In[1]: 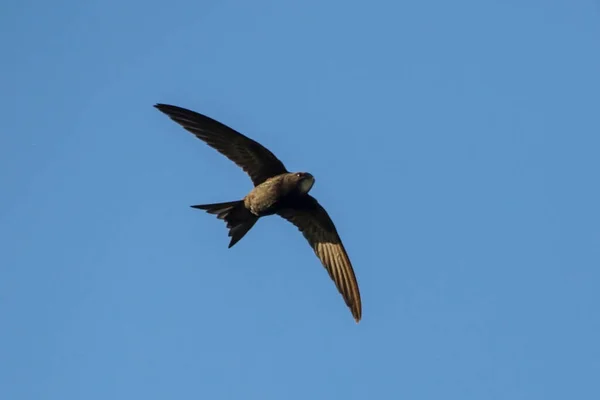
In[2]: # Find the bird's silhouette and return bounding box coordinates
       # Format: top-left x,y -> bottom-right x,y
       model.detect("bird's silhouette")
155,103 -> 362,322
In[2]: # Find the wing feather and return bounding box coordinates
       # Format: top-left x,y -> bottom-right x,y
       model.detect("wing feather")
155,104 -> 288,186
278,195 -> 362,322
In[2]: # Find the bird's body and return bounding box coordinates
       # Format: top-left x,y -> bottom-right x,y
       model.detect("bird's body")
155,103 -> 362,322
245,173 -> 313,216
192,172 -> 316,248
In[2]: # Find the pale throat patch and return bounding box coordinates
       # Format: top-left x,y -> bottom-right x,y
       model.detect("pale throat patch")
298,176 -> 315,194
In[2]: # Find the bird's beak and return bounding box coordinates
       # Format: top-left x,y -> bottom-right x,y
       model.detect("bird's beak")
299,175 -> 315,194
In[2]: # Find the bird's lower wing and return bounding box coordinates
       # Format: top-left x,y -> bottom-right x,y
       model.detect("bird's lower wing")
277,196 -> 362,322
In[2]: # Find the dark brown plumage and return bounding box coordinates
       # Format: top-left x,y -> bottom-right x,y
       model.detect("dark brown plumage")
155,103 -> 362,322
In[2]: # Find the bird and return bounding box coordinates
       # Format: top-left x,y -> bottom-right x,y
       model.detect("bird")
154,103 -> 362,322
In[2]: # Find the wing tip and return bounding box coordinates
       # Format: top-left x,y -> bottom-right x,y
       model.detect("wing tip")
353,307 -> 362,323
154,103 -> 171,113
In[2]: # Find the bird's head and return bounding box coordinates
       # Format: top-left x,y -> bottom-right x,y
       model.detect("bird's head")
291,172 -> 315,194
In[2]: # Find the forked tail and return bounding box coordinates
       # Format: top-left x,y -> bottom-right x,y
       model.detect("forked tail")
191,200 -> 258,248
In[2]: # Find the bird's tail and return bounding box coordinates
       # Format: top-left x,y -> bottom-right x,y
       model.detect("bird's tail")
191,200 -> 258,248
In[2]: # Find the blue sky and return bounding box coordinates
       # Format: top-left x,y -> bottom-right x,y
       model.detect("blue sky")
1,0 -> 599,398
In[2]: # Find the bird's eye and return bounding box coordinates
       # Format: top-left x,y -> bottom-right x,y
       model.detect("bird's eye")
296,173 -> 303,177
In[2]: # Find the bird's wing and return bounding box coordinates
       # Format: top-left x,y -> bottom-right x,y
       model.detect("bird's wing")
155,104 -> 288,186
277,195 -> 362,322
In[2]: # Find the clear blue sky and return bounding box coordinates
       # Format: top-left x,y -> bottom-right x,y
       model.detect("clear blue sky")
1,0 -> 599,399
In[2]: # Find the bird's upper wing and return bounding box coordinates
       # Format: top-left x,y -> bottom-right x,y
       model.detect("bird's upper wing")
155,104 -> 288,186
277,195 -> 362,322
